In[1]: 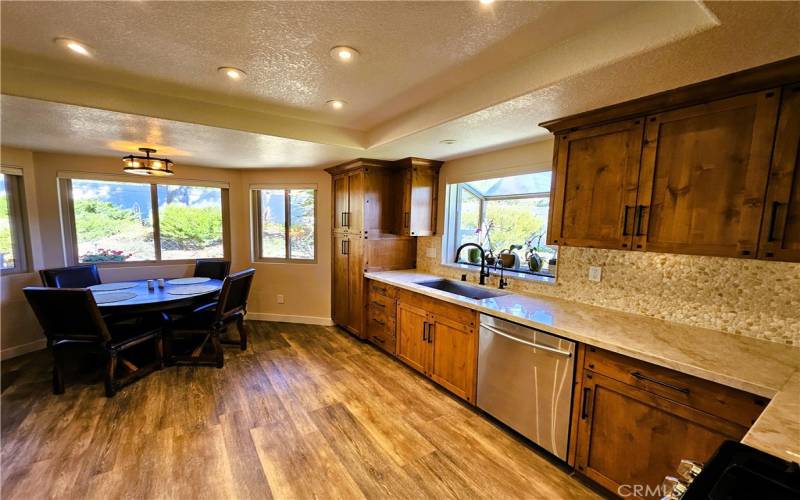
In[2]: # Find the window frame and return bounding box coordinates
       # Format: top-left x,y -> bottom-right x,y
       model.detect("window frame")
444,174 -> 557,281
251,187 -> 318,264
59,177 -> 231,266
0,168 -> 31,275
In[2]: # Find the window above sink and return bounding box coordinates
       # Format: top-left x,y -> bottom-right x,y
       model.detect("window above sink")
442,171 -> 558,283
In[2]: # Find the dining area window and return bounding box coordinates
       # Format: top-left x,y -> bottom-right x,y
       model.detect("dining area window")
0,168 -> 30,274
251,187 -> 317,262
59,177 -> 228,264
445,171 -> 558,279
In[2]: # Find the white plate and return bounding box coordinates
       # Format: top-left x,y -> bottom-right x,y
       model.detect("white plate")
88,282 -> 138,291
93,291 -> 137,304
167,277 -> 212,285
167,284 -> 218,295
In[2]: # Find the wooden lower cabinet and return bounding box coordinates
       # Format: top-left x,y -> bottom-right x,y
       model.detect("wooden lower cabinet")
575,348 -> 766,498
394,289 -> 478,403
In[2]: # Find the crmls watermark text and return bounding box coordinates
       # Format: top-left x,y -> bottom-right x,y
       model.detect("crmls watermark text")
618,484 -> 670,497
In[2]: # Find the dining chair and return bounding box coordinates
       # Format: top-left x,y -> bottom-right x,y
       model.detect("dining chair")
193,258 -> 231,280
165,268 -> 255,368
39,264 -> 101,288
23,287 -> 163,397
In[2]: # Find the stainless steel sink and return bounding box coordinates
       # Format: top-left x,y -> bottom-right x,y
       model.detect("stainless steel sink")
414,279 -> 507,300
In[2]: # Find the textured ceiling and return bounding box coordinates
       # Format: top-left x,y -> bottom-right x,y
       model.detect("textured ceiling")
2,1 -> 799,169
0,0 -> 630,129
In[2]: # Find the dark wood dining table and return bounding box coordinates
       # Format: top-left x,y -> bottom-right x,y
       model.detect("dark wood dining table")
92,278 -> 223,315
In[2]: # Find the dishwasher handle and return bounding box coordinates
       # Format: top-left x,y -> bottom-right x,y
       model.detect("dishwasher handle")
481,324 -> 573,357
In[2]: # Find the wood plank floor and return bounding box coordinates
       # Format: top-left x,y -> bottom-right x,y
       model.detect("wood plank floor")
1,321 -> 600,499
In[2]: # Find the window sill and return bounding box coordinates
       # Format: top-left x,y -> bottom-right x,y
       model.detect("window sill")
439,262 -> 557,285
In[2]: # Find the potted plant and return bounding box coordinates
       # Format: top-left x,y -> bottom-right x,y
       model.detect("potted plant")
471,219 -> 496,264
524,232 -> 545,273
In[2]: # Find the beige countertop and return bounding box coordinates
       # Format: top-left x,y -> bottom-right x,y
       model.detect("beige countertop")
365,269 -> 800,463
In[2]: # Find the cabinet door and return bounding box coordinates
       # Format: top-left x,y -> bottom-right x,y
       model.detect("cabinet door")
635,90 -> 780,257
759,84 -> 800,262
333,174 -> 349,233
549,119 -> 644,249
347,171 -> 364,234
407,165 -> 438,237
332,235 -> 349,327
345,236 -> 364,337
396,302 -> 430,374
575,372 -> 748,498
429,315 -> 476,402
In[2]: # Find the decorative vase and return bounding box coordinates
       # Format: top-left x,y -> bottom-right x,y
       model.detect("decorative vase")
527,254 -> 542,272
467,248 -> 482,264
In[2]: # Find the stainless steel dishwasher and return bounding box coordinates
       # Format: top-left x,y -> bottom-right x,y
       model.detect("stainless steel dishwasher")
477,314 -> 576,461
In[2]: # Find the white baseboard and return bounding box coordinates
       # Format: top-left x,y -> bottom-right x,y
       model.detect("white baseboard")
1,338 -> 47,361
245,312 -> 334,326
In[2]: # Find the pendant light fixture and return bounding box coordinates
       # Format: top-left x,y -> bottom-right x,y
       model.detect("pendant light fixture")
122,148 -> 175,176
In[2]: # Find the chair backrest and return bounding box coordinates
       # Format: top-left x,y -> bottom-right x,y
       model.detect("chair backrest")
215,268 -> 256,322
23,287 -> 111,343
39,264 -> 101,288
194,259 -> 231,280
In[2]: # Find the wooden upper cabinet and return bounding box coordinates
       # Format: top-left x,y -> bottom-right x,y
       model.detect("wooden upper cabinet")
346,171 -> 364,234
634,90 -> 780,257
397,158 -> 442,237
333,174 -> 349,233
549,120 -> 644,249
759,84 -> 800,262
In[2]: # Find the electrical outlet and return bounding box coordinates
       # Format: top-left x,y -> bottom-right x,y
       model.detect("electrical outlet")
276,294 -> 285,304
426,247 -> 436,258
588,266 -> 602,282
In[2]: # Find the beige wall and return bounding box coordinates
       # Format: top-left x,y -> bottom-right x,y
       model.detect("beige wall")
0,148 -> 333,359
418,140 -> 800,347
239,168 -> 332,323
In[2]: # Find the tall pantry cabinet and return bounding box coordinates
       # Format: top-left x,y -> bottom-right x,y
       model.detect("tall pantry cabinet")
326,158 -> 442,339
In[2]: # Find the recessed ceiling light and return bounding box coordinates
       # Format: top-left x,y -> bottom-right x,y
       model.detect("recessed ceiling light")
330,46 -> 359,63
440,139 -> 457,144
479,0 -> 495,4
54,37 -> 92,57
326,99 -> 346,110
218,66 -> 246,80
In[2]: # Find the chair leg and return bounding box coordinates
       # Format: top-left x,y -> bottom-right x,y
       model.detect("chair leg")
211,332 -> 224,369
52,347 -> 65,395
237,317 -> 247,351
105,353 -> 118,397
163,330 -> 174,366
155,336 -> 164,370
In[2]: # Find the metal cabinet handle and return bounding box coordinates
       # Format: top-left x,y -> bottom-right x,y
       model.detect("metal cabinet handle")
372,317 -> 386,326
422,321 -> 428,342
370,301 -> 385,308
768,201 -> 784,242
631,371 -> 690,394
622,205 -> 633,236
481,324 -> 572,357
635,205 -> 648,236
404,211 -> 410,228
341,212 -> 346,227
427,323 -> 433,344
581,387 -> 591,420
371,335 -> 385,344
341,239 -> 349,255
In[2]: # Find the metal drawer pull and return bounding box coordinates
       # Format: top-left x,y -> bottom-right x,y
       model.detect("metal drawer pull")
372,318 -> 386,326
371,336 -> 384,344
631,371 -> 690,394
427,323 -> 433,344
581,387 -> 591,420
422,321 -> 428,342
370,301 -> 385,308
482,324 -> 572,357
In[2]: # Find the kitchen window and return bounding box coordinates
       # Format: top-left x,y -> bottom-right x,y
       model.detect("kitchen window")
59,177 -> 229,264
444,171 -> 558,279
0,168 -> 30,274
251,187 -> 317,262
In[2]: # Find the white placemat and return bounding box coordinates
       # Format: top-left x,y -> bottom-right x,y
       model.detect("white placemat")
167,277 -> 212,285
167,284 -> 219,295
88,282 -> 138,291
93,291 -> 137,304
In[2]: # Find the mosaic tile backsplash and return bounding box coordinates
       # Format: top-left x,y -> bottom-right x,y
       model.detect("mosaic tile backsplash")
416,236 -> 800,346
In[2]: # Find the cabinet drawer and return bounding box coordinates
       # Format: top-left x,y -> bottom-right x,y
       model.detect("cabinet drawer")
368,281 -> 397,299
397,289 -> 476,327
367,308 -> 396,354
584,347 -> 768,427
368,290 -> 396,318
